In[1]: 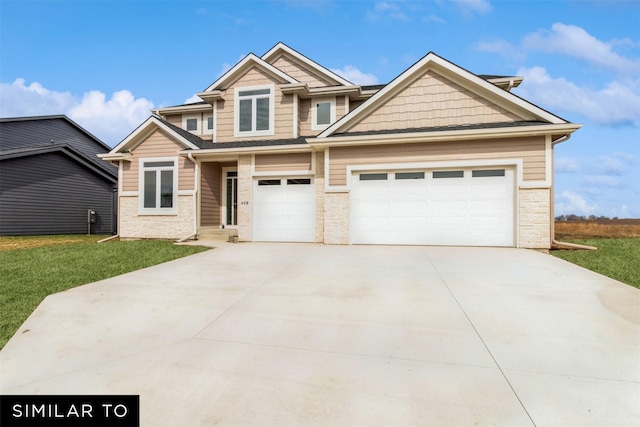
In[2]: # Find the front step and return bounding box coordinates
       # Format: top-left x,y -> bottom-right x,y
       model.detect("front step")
198,226 -> 239,242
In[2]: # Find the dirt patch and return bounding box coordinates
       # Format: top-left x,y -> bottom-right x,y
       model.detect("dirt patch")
555,220 -> 640,239
0,235 -> 106,251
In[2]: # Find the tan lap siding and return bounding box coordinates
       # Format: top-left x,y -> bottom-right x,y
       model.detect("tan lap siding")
200,162 -> 221,226
254,153 -> 312,172
121,129 -> 195,192
328,136 -> 546,186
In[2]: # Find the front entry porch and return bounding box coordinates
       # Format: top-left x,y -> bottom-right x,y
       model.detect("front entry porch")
199,161 -> 239,240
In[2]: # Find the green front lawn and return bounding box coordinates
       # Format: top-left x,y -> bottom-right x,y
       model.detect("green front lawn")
0,239 -> 210,349
551,238 -> 640,289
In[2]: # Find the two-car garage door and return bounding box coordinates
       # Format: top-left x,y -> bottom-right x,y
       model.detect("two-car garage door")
350,167 -> 514,247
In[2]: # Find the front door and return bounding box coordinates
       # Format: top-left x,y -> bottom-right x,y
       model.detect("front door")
223,169 -> 237,227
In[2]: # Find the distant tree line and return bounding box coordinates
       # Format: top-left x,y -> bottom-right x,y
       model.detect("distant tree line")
555,215 -> 619,221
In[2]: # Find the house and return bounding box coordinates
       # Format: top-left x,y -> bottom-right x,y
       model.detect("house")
99,43 -> 581,248
0,115 -> 117,235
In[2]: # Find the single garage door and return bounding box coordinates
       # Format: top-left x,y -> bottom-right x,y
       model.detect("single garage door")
350,168 -> 514,246
253,178 -> 315,242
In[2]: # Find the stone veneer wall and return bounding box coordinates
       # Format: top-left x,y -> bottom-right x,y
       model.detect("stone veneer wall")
119,195 -> 195,239
237,155 -> 252,242
324,192 -> 350,244
518,187 -> 551,249
315,152 -> 325,243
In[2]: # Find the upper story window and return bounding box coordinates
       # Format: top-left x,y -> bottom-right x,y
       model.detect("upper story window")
234,85 -> 274,137
139,157 -> 178,215
183,115 -> 200,134
204,115 -> 214,134
312,98 -> 335,130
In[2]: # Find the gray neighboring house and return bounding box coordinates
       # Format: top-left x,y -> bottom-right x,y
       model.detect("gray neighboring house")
0,115 -> 118,235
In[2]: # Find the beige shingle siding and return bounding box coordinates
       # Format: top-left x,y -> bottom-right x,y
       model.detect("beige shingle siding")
121,129 -> 194,191
328,136 -> 546,186
255,153 -> 312,172
216,66 -> 293,142
348,70 -> 522,133
270,55 -> 334,87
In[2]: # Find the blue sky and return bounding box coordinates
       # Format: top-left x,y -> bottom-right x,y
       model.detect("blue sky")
1,0 -> 639,217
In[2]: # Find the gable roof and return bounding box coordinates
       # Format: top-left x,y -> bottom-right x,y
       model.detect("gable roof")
202,53 -> 299,92
105,115 -> 209,158
0,115 -> 116,177
318,52 -> 572,139
261,42 -> 353,87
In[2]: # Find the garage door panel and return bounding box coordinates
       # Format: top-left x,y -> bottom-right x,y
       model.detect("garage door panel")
351,167 -> 514,247
253,179 -> 315,242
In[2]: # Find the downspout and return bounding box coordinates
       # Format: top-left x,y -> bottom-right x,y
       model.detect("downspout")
187,152 -> 199,237
550,134 -> 597,251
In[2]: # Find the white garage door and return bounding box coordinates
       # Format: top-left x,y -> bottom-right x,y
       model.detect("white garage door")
253,178 -> 315,242
350,168 -> 514,246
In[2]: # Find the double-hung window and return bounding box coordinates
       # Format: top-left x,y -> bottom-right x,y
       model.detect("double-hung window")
235,85 -> 274,137
139,158 -> 178,214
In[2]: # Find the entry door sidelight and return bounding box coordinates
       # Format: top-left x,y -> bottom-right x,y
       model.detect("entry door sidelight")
226,170 -> 238,226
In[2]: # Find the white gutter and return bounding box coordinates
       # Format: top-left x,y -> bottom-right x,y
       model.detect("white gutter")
547,134 -> 596,250
97,235 -> 119,243
175,233 -> 197,243
311,123 -> 583,148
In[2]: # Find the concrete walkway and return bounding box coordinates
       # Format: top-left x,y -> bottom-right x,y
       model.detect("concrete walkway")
1,244 -> 638,426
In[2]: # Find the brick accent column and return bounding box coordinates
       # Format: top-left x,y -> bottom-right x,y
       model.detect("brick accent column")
237,155 -> 252,242
324,192 -> 350,244
518,187 -> 551,248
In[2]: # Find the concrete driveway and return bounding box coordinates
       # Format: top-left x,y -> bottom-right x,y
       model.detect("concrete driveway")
1,243 -> 638,426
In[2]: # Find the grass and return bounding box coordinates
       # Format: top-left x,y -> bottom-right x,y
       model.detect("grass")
551,238 -> 640,289
0,237 -> 210,349
0,234 -> 107,251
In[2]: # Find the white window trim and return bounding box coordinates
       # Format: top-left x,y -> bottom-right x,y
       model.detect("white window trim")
138,157 -> 179,215
203,114 -> 214,134
183,114 -> 200,134
234,84 -> 275,137
311,98 -> 336,131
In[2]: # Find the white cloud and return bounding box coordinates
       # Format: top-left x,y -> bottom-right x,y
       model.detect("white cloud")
451,0 -> 492,14
523,23 -> 640,75
598,155 -> 627,175
583,175 -> 624,187
555,190 -> 597,216
184,94 -> 203,104
0,78 -> 154,146
555,158 -> 579,173
330,65 -> 379,85
365,2 -> 409,22
422,14 -> 446,24
476,39 -> 525,61
514,66 -> 640,126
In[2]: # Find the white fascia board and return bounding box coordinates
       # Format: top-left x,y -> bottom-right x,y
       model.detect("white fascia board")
154,104 -> 212,115
309,123 -> 582,149
97,152 -> 133,161
261,42 -> 353,86
203,53 -> 298,92
318,52 -> 569,138
280,84 -> 362,98
179,144 -> 312,158
110,116 -> 201,154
